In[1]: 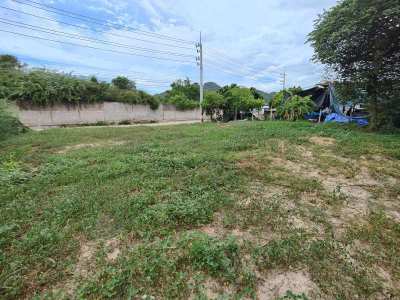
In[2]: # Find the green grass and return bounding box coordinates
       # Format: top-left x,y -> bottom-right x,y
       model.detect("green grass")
0,100 -> 27,142
1,121 -> 400,299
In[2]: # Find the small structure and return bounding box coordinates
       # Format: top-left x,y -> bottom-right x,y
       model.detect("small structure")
299,82 -> 369,126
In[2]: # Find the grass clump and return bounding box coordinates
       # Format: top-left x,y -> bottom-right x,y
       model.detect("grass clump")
183,233 -> 240,279
77,234 -> 248,299
0,121 -> 400,299
0,100 -> 26,141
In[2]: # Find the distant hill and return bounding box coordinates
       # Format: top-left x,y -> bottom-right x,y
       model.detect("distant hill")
254,89 -> 276,101
204,82 -> 221,92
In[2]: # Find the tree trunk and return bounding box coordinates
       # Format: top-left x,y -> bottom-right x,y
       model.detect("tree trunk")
367,76 -> 379,130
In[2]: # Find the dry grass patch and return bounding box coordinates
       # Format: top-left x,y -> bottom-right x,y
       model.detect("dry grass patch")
56,140 -> 127,153
309,136 -> 336,146
257,269 -> 322,299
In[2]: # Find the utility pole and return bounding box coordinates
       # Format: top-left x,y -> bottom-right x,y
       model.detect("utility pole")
196,32 -> 204,122
280,71 -> 286,91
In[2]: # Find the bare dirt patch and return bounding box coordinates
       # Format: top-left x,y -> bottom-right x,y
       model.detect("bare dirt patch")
55,240 -> 98,296
239,181 -> 288,208
57,140 -> 127,154
288,215 -> 324,236
189,278 -> 234,300
198,212 -> 224,238
198,210 -> 275,244
270,156 -> 303,173
75,240 -> 97,278
57,143 -> 100,154
105,238 -> 121,262
309,136 -> 336,146
376,266 -> 400,291
297,145 -> 314,160
257,269 -> 321,299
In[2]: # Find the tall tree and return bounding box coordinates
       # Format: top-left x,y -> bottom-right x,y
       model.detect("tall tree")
112,76 -> 136,90
0,54 -> 22,69
308,0 -> 400,129
168,78 -> 199,101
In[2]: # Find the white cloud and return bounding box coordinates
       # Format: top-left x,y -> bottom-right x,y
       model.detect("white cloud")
0,0 -> 338,93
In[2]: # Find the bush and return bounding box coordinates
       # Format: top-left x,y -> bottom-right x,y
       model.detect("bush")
103,88 -> 159,110
203,92 -> 225,120
111,76 -> 135,90
164,93 -> 199,110
271,91 -> 314,121
0,100 -> 26,141
8,70 -> 108,105
182,233 -> 240,279
1,67 -> 160,110
278,95 -> 314,121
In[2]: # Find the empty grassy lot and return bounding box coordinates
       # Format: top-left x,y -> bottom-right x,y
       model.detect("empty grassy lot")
1,121 -> 400,299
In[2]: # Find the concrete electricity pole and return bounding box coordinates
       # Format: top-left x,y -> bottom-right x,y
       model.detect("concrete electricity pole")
280,71 -> 286,91
196,32 -> 204,122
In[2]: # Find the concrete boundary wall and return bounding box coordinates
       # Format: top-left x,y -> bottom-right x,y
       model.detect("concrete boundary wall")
16,102 -> 203,127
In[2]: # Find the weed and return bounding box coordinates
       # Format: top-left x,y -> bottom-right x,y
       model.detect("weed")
0,121 -> 399,299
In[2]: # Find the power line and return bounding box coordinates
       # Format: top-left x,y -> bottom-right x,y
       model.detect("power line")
205,54 -> 282,83
206,47 -> 282,76
15,57 -> 187,83
0,28 -> 194,63
0,18 -> 195,58
205,59 -> 253,78
12,0 -> 195,45
206,52 -> 281,78
205,57 -> 280,83
0,5 -> 195,51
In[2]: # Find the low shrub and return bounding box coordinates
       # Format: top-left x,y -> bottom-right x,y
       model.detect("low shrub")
0,100 -> 27,141
163,93 -> 199,110
0,62 -> 160,110
271,91 -> 314,121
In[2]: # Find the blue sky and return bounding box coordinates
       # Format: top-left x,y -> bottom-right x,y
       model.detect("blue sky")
0,0 -> 337,93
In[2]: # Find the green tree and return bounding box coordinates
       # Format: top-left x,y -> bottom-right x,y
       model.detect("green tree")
90,76 -> 99,83
270,90 -> 288,110
279,95 -> 314,121
0,54 -> 21,69
250,87 -> 264,99
287,86 -> 303,96
166,93 -> 198,110
203,92 -> 225,121
227,87 -> 263,120
167,78 -> 199,101
112,76 -> 136,90
308,0 -> 400,129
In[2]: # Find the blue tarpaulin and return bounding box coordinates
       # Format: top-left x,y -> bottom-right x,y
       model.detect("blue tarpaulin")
302,83 -> 369,126
324,113 -> 369,126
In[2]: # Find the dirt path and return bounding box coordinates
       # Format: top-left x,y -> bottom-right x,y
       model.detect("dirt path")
31,120 -> 203,131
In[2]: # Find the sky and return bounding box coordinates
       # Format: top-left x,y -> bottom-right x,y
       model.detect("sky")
0,0 -> 338,93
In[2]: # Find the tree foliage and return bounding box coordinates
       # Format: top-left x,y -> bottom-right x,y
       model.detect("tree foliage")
167,78 -> 199,101
165,94 -> 199,110
0,99 -> 26,141
112,76 -> 136,90
0,55 -> 160,109
203,92 -> 225,120
278,95 -> 314,121
162,78 -> 200,110
308,0 -> 400,129
0,54 -> 22,70
202,85 -> 264,121
271,90 -> 314,121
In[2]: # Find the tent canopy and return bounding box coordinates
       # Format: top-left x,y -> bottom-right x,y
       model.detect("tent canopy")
298,82 -> 369,126
298,82 -> 331,111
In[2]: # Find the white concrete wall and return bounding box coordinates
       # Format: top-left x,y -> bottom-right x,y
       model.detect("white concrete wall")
17,102 -> 203,127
